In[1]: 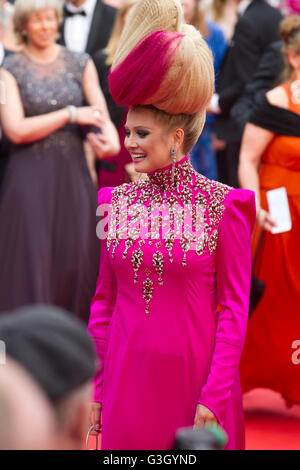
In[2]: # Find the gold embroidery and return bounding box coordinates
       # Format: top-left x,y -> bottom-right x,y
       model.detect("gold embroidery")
106,158 -> 232,314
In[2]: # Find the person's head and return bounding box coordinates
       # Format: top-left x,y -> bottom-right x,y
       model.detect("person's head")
109,0 -> 214,173
104,0 -> 138,66
0,358 -> 57,450
280,15 -> 300,81
13,0 -> 62,47
125,105 -> 204,173
180,0 -> 208,36
0,305 -> 97,450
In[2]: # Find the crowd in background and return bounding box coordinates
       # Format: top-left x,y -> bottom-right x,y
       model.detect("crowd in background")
0,0 -> 300,450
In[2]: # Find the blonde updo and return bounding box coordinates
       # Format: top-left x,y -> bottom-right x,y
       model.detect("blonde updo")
110,0 -> 214,116
280,15 -> 300,81
112,0 -> 183,68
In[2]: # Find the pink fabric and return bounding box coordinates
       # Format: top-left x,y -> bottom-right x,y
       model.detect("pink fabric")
88,157 -> 255,450
108,30 -> 184,106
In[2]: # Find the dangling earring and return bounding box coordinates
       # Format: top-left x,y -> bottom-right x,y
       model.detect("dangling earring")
171,147 -> 177,185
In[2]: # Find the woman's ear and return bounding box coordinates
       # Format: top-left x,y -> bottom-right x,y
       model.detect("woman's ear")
172,128 -> 185,150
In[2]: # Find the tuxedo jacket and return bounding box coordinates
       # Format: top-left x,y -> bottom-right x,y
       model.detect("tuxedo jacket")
58,1 -> 117,57
215,0 -> 283,142
231,40 -> 284,137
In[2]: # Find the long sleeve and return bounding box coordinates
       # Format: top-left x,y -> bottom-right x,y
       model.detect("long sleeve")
198,188 -> 256,427
88,187 -> 117,403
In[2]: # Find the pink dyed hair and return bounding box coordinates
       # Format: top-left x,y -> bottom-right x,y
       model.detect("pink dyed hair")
108,30 -> 184,106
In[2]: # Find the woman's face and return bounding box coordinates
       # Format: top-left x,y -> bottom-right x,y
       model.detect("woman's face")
288,51 -> 300,76
125,107 -> 184,174
24,8 -> 58,49
180,0 -> 197,23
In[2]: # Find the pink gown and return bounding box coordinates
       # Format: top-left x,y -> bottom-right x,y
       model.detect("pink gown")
88,156 -> 255,450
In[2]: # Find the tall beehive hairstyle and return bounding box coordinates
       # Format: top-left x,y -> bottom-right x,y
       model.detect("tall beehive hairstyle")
109,0 -> 215,117
112,0 -> 183,68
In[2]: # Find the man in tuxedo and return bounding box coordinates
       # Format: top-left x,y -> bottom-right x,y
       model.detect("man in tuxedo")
213,0 -> 283,187
59,0 -> 116,56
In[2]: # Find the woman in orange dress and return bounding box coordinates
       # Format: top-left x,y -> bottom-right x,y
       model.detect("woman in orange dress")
238,15 -> 300,407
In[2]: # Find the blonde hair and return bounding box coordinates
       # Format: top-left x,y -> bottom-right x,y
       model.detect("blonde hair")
104,0 -> 138,67
280,15 -> 300,82
112,0 -> 184,68
14,0 -> 62,44
131,105 -> 206,154
112,0 -> 214,116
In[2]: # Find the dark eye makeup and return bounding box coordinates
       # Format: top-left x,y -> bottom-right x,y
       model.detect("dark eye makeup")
124,129 -> 150,138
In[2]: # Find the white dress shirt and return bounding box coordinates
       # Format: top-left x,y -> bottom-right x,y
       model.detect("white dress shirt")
64,0 -> 97,53
0,43 -> 4,65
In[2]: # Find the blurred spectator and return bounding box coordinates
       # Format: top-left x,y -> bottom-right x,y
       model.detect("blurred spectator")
0,358 -> 57,450
279,0 -> 300,14
0,1 -> 14,189
181,0 -> 227,180
238,15 -> 300,407
59,0 -> 117,55
0,0 -> 20,54
0,0 -> 119,319
214,0 -> 283,187
231,40 -> 284,134
0,304 -> 97,449
208,0 -> 239,41
93,0 -> 137,187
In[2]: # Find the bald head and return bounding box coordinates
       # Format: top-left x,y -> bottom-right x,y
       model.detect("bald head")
0,358 -> 57,450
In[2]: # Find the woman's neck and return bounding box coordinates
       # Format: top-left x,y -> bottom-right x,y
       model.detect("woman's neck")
23,42 -> 59,64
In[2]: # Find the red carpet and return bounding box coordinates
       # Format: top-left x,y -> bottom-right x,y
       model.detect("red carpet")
86,388 -> 300,450
244,388 -> 300,450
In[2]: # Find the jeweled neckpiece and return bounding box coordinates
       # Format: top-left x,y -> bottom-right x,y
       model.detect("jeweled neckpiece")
106,156 -> 232,314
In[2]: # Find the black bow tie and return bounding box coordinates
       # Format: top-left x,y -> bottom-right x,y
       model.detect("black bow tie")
64,7 -> 87,17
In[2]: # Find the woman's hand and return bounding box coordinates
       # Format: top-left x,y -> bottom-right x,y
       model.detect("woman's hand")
256,207 -> 277,232
89,402 -> 102,436
194,404 -> 219,428
75,106 -> 105,128
87,120 -> 120,159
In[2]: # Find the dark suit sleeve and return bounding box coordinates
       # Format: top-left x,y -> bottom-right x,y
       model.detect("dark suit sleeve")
218,18 -> 261,114
230,41 -> 283,134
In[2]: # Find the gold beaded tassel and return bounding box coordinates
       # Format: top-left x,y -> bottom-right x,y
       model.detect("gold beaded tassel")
152,251 -> 164,286
143,277 -> 154,315
131,248 -> 143,283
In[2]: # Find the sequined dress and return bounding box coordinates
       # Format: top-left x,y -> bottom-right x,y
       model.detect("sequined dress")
0,48 -> 99,322
88,156 -> 255,450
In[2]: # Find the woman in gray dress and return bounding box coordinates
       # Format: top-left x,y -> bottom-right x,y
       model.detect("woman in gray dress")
0,0 -> 120,321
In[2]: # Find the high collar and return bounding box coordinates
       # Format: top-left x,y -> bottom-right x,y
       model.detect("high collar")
148,155 -> 194,190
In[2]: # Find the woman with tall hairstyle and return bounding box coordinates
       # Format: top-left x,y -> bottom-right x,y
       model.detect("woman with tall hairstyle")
0,0 -> 119,321
89,0 -> 255,450
239,15 -> 300,407
93,0 -> 138,188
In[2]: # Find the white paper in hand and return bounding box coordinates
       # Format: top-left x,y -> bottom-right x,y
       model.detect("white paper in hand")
266,187 -> 292,234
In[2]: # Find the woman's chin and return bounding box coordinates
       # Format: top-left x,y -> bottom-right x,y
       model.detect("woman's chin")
133,160 -> 148,173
